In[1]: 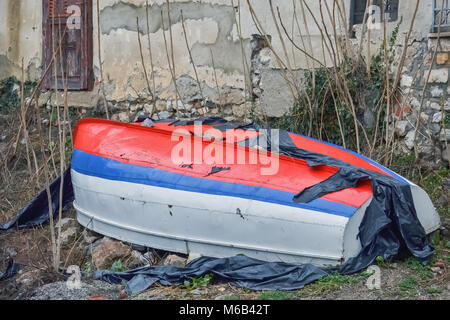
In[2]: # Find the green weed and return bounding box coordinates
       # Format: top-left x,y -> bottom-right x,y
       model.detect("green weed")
258,291 -> 294,300
398,276 -> 418,297
0,77 -> 36,112
110,260 -> 126,272
405,257 -> 433,280
425,287 -> 442,295
301,271 -> 371,295
82,261 -> 94,274
182,273 -> 214,291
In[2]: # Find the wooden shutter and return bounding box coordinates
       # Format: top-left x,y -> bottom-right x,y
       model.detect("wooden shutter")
43,0 -> 93,91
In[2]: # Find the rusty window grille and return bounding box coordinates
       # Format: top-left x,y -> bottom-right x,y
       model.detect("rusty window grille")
433,0 -> 450,32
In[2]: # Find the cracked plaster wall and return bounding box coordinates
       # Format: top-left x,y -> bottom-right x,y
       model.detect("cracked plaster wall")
0,0 -> 42,80
0,1 -> 446,125
93,0 -> 350,115
1,0 -> 434,102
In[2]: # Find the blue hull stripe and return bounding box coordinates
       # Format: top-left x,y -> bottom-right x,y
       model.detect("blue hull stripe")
71,149 -> 358,218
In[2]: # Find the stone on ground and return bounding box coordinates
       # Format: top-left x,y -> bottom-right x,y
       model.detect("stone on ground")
163,254 -> 187,268
91,238 -> 132,270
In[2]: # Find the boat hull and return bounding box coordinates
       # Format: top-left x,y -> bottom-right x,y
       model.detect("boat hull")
71,118 -> 440,266
73,169 -> 367,265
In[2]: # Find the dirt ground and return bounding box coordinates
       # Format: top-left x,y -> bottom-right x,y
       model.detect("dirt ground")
1,106 -> 450,301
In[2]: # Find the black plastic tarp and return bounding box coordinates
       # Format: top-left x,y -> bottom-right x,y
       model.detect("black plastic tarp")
0,168 -> 74,232
0,260 -> 20,281
94,255 -> 330,295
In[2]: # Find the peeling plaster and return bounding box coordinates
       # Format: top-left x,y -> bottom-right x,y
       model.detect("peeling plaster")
100,1 -> 250,73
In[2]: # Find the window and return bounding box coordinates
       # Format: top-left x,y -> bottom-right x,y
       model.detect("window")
350,0 -> 399,26
43,0 -> 93,91
432,0 -> 450,32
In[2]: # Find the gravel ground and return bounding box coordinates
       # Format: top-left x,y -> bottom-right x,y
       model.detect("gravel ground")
21,280 -> 123,300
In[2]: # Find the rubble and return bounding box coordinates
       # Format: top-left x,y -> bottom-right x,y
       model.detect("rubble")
405,131 -> 416,150
60,227 -> 78,246
15,269 -> 42,287
53,218 -> 80,245
395,120 -> 410,137
424,69 -> 449,83
440,129 -> 450,142
25,280 -> 122,300
432,112 -> 443,123
82,229 -> 102,245
187,253 -> 202,264
91,238 -> 132,270
157,111 -> 171,119
442,148 -> 450,164
163,254 -> 187,268
55,218 -> 76,229
124,250 -> 152,269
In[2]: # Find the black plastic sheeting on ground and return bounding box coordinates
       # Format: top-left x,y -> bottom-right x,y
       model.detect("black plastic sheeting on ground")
0,260 -> 20,281
94,256 -> 330,295
0,168 -> 74,232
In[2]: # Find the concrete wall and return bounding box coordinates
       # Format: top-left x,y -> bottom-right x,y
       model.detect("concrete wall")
0,1 -> 436,105
0,1 -> 444,119
0,0 -> 42,80
95,0 -> 245,105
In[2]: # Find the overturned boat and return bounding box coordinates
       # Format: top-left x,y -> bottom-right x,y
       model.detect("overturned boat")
71,117 -> 440,267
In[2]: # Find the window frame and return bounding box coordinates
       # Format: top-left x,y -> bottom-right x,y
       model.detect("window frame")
42,0 -> 94,91
350,0 -> 400,27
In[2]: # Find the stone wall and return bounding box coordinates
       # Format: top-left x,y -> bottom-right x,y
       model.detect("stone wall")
397,36 -> 450,167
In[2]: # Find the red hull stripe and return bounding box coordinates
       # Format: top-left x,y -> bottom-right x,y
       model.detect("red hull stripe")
151,121 -> 403,182
73,119 -> 373,208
